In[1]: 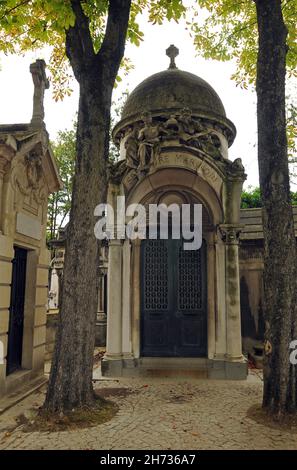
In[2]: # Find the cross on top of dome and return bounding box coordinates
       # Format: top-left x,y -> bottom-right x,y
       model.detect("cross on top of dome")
166,44 -> 179,69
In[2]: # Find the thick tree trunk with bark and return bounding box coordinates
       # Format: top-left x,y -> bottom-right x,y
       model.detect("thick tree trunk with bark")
255,0 -> 297,416
44,0 -> 131,412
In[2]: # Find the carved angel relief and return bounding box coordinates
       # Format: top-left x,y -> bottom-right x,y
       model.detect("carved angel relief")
11,150 -> 47,211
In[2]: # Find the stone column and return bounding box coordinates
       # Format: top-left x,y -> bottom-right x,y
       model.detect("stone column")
106,239 -> 122,358
206,235 -> 216,359
131,238 -> 141,359
220,224 -> 244,361
122,239 -> 132,357
214,236 -> 227,359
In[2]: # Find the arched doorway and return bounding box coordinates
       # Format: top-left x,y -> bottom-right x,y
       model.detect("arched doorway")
141,237 -> 207,357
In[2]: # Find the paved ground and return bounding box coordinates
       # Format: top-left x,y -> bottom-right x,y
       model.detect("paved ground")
0,369 -> 296,450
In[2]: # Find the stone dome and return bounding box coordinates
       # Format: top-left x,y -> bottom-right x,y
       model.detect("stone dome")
121,68 -> 226,121
113,45 -> 236,145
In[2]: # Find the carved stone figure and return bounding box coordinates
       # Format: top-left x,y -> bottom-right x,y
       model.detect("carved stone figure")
108,159 -> 127,184
137,112 -> 160,171
226,157 -> 245,177
163,114 -> 179,136
175,109 -> 223,159
177,109 -> 209,147
11,149 -> 46,208
25,151 -> 43,190
124,126 -> 139,169
178,108 -> 197,138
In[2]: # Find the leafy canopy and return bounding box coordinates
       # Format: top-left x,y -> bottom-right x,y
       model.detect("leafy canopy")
1,1 -> 295,93
188,0 -> 297,87
188,0 -> 297,163
0,0 -> 186,100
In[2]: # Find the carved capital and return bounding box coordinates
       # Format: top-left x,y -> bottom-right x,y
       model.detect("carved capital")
218,224 -> 244,245
225,158 -> 246,180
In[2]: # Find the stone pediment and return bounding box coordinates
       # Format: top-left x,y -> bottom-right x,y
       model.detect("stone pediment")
0,125 -> 62,195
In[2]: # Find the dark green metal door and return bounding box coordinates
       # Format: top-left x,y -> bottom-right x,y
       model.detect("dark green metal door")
141,238 -> 207,357
6,247 -> 27,375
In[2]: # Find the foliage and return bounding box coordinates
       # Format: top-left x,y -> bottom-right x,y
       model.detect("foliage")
287,92 -> 297,170
188,0 -> 297,88
241,186 -> 297,208
0,0 -> 186,100
241,186 -> 262,209
188,0 -> 297,162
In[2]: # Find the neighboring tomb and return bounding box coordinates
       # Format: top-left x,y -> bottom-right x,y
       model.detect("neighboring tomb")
0,60 -> 62,398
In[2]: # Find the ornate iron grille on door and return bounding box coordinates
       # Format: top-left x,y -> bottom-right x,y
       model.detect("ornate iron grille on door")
143,240 -> 168,310
141,238 -> 207,357
178,247 -> 202,310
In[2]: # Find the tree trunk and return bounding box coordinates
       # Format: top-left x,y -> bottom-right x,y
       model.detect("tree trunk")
44,0 -> 131,412
255,0 -> 297,416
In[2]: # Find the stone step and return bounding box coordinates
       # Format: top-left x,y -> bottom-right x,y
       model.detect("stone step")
139,357 -> 210,370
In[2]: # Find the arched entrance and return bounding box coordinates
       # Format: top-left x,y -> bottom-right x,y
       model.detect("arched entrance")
141,237 -> 207,357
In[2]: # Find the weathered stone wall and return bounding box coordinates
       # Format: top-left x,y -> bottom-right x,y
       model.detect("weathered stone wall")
239,207 -> 297,353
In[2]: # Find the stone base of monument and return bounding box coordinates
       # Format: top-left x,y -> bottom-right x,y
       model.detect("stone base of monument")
101,357 -> 248,380
95,317 -> 107,347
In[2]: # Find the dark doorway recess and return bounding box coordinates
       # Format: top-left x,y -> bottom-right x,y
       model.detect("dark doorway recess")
6,247 -> 27,375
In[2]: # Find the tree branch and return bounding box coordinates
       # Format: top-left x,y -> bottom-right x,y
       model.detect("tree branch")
65,0 -> 95,81
97,0 -> 132,80
0,0 -> 30,21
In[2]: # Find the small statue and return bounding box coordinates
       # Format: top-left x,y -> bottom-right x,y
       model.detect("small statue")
231,158 -> 245,173
163,114 -> 179,136
199,133 -> 224,160
178,109 -> 210,147
225,157 -> 245,177
25,151 -> 43,190
124,126 -> 139,169
137,111 -> 160,171
178,107 -> 197,139
108,159 -> 127,183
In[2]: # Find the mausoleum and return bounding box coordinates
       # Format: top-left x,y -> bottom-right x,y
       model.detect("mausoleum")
0,60 -> 61,398
48,47 -> 297,377
101,45 -> 248,379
